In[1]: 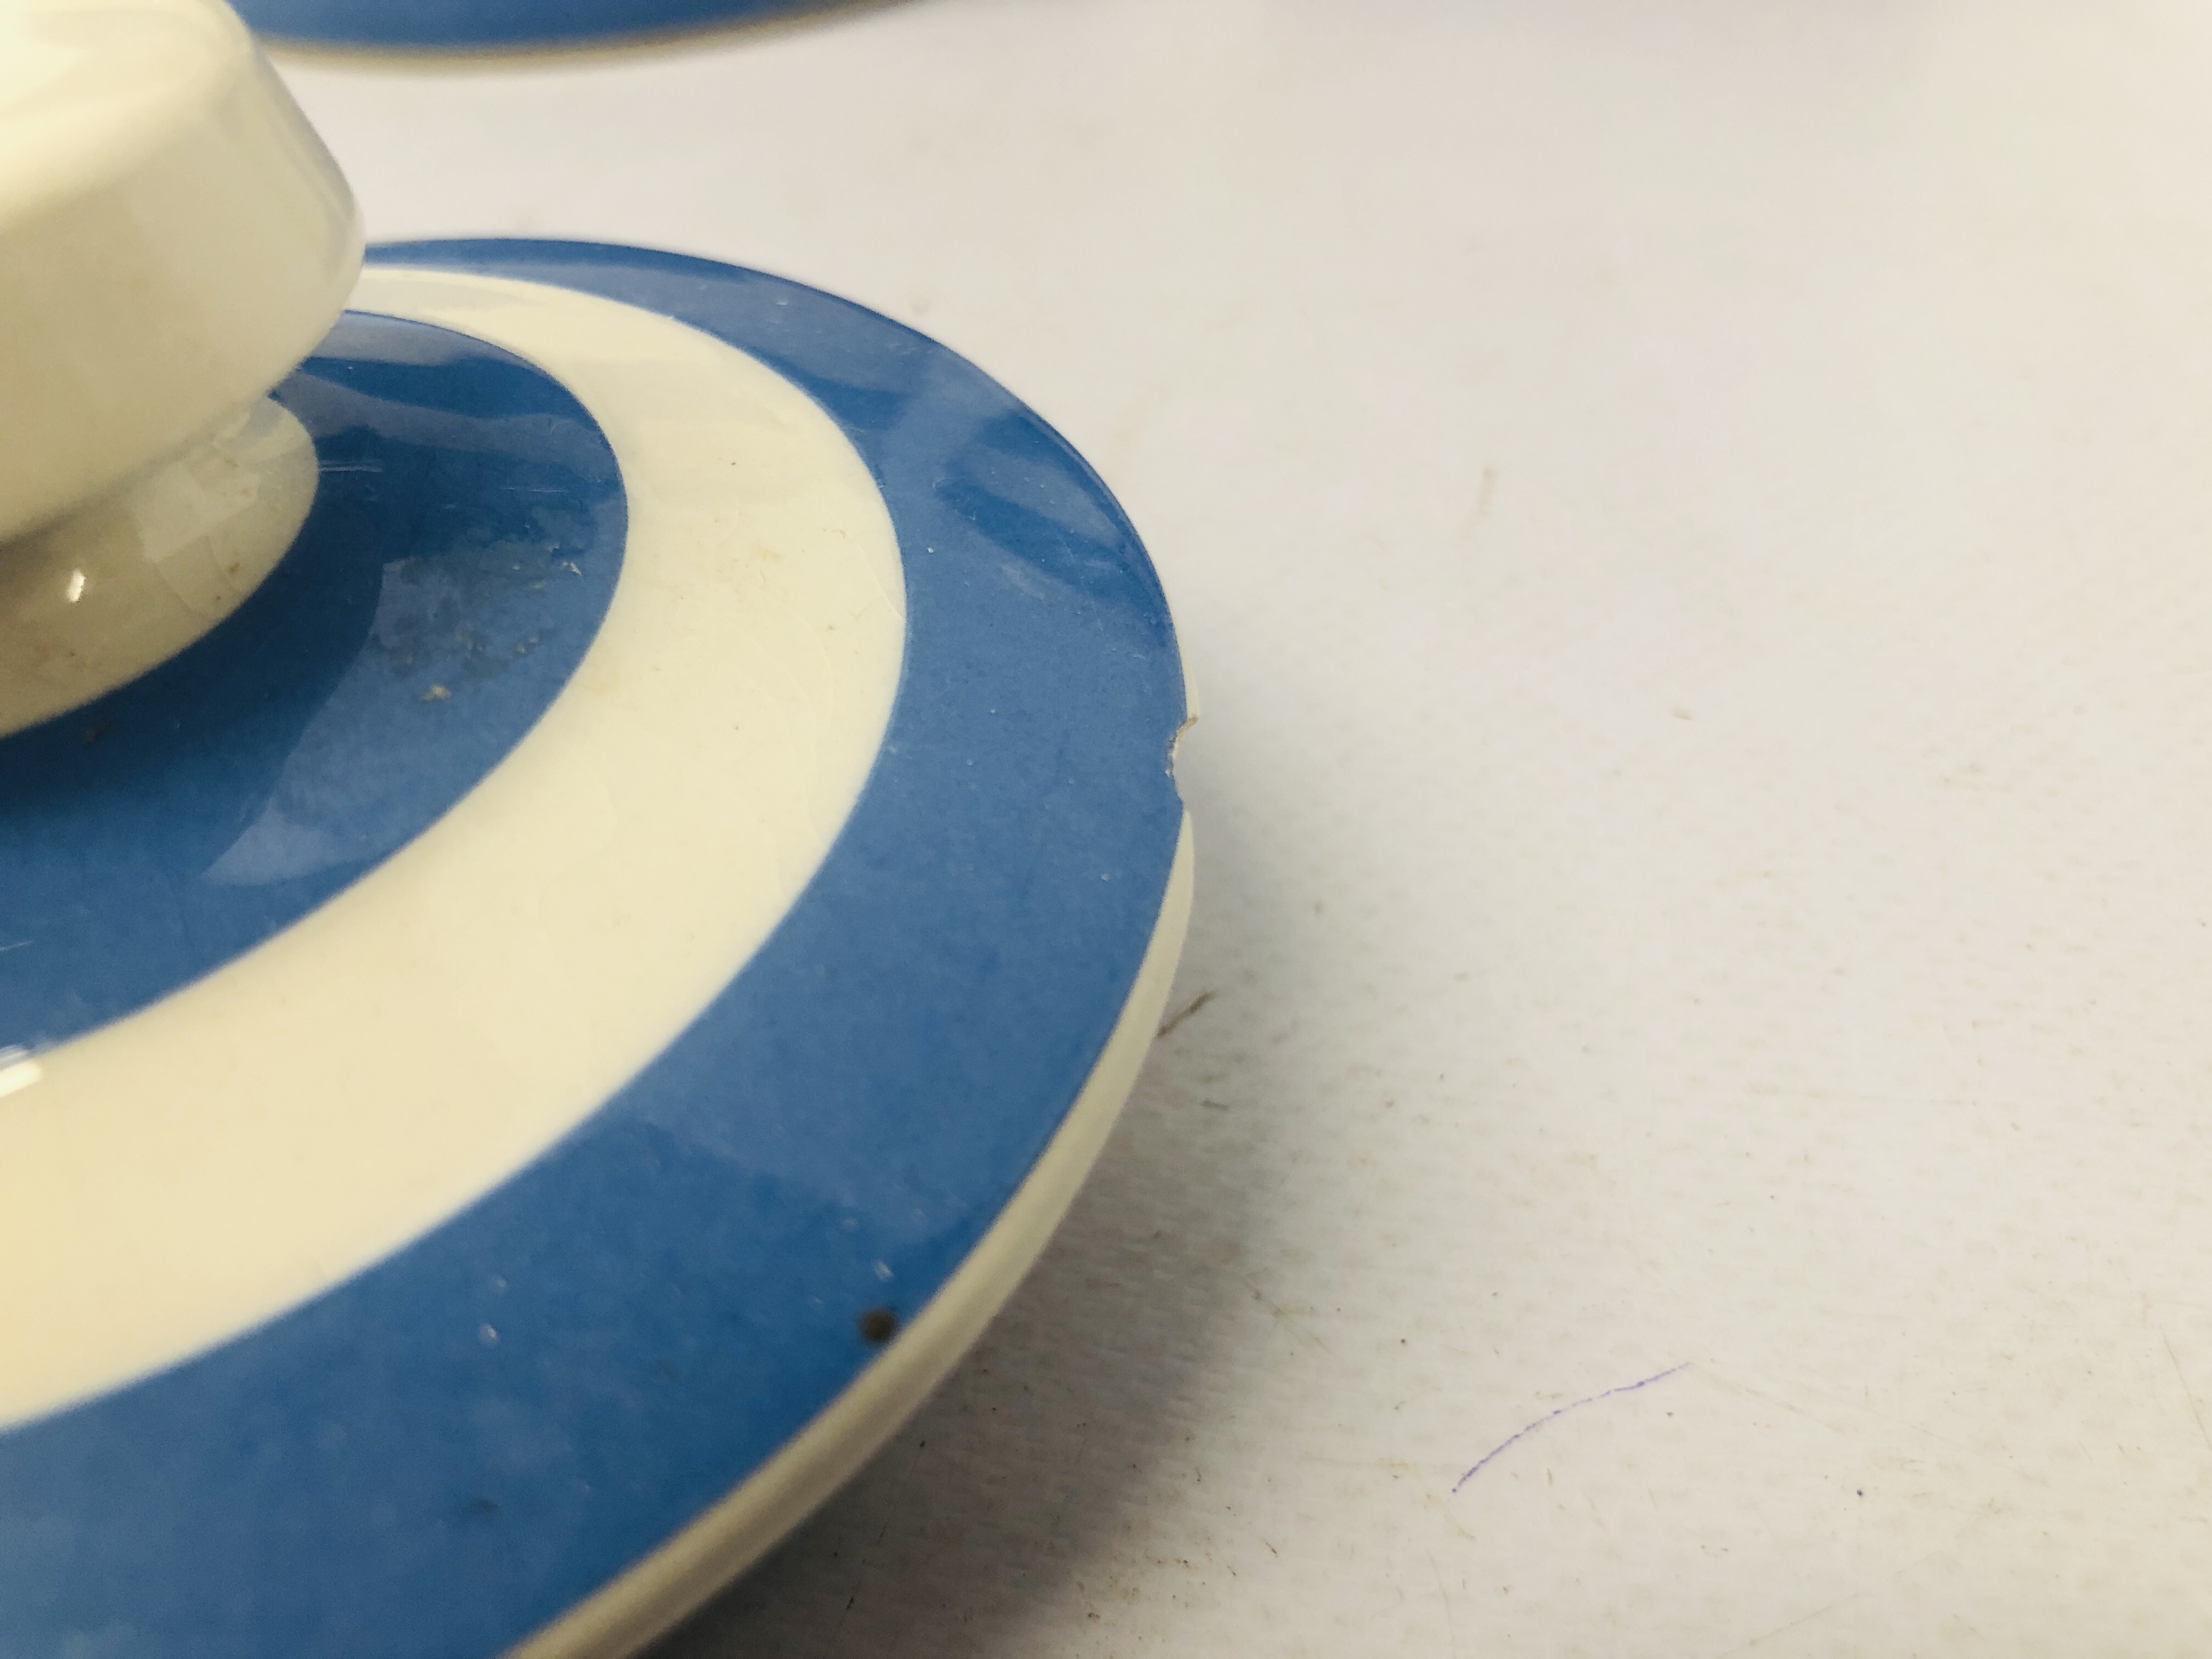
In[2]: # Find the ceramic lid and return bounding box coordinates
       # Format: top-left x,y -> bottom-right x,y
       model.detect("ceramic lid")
0,239 -> 1192,1659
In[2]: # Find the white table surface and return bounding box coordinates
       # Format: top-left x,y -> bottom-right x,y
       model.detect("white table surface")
285,3 -> 2212,1652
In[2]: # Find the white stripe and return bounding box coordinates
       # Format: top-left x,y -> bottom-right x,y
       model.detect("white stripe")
0,269 -> 905,1427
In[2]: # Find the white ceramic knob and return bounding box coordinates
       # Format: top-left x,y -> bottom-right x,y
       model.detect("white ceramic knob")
0,0 -> 361,546
0,0 -> 359,731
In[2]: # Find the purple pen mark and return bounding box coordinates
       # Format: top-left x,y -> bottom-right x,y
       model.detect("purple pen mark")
1451,1363 -> 1690,1493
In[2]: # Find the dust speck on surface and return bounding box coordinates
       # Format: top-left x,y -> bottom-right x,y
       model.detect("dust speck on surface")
859,1307 -> 899,1345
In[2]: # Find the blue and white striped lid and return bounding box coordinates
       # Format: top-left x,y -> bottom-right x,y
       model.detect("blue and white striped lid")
0,241 -> 1191,1659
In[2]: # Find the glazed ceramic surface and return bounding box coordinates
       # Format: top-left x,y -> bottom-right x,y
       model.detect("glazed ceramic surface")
0,241 -> 1191,1658
234,0 -> 833,53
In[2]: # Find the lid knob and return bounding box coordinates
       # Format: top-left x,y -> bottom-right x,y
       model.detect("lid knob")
0,0 -> 362,546
0,0 -> 360,732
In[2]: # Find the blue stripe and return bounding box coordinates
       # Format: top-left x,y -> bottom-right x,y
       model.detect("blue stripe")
0,243 -> 1187,1659
235,0 -> 828,48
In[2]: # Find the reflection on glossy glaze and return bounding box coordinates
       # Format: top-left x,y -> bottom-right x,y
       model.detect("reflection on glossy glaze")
0,398 -> 318,738
0,312 -> 623,1054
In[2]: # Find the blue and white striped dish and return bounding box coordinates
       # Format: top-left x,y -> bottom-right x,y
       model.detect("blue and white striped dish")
0,241 -> 1191,1659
